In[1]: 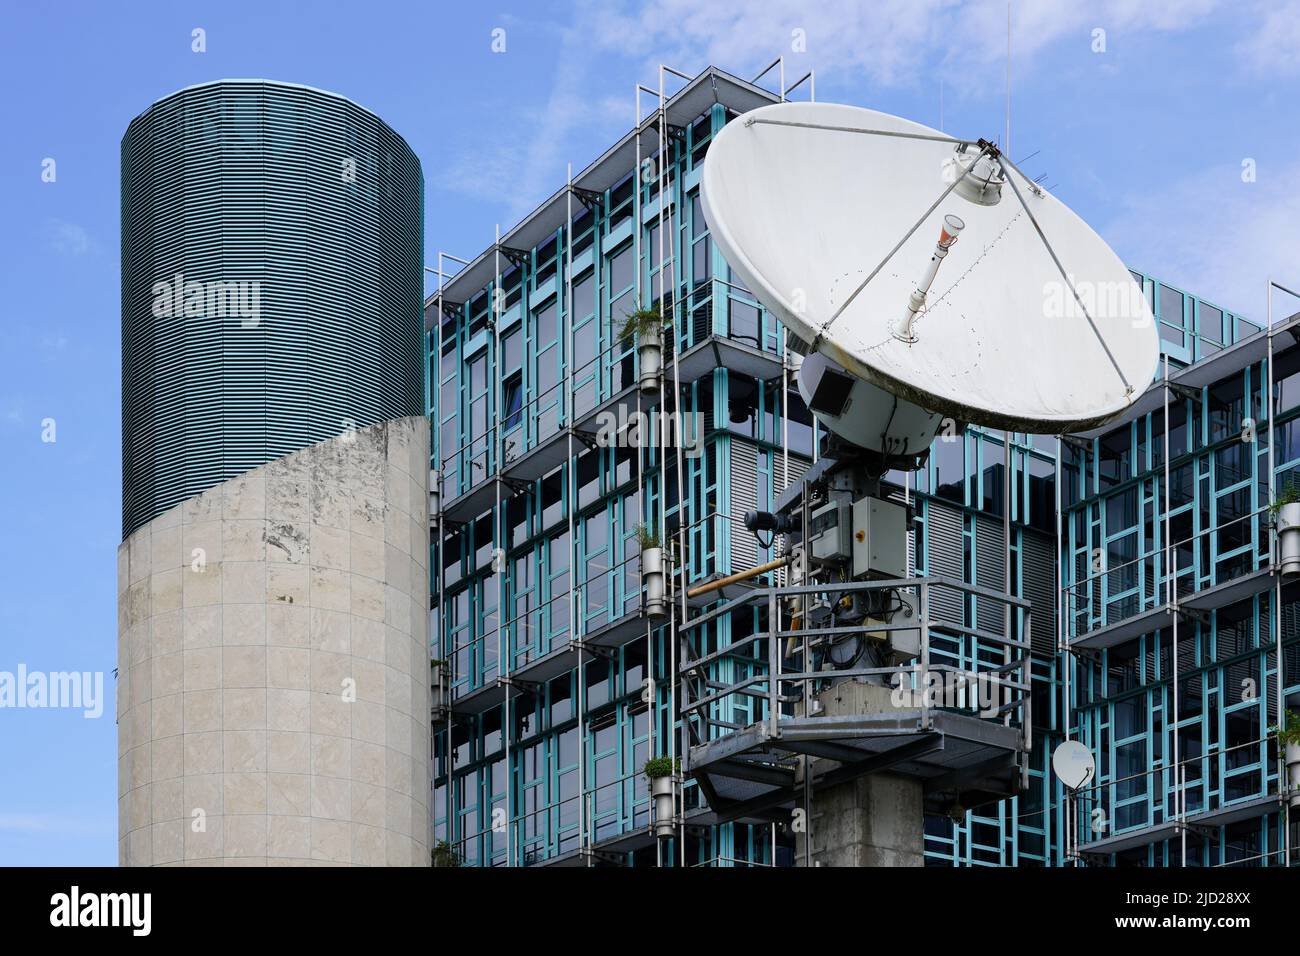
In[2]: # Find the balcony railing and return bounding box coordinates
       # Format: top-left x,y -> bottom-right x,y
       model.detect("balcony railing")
1063,506 -> 1273,645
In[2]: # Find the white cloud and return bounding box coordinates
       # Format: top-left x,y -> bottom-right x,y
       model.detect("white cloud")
436,11 -> 633,222
0,813 -> 110,836
1104,160 -> 1300,322
1233,0 -> 1300,76
440,0 -> 1296,287
43,218 -> 94,257
40,333 -> 68,354
585,0 -> 1228,89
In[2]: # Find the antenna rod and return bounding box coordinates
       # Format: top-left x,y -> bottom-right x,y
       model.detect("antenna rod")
744,116 -> 974,146
894,214 -> 965,343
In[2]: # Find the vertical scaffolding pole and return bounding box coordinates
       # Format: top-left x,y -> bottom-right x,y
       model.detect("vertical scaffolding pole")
660,63 -> 689,868
634,81 -> 662,867
775,155 -> 788,860
781,367 -> 790,504
1163,355 -> 1183,866
566,165 -> 587,865
429,250 -> 469,862
801,480 -> 813,866
1267,279 -> 1290,867
1055,431 -> 1069,863
434,255 -> 449,860
1004,434 -> 1013,725
494,226 -> 512,867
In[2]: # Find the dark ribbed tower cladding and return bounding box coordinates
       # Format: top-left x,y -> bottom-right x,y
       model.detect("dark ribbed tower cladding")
120,80 -> 424,538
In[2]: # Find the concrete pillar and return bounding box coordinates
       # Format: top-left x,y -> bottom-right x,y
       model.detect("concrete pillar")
796,772 -> 924,867
117,417 -> 431,866
794,680 -> 925,867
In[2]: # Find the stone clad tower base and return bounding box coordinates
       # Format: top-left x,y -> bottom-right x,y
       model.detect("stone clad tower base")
117,417 -> 431,866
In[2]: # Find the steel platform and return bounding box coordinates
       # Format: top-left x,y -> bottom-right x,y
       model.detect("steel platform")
689,708 -> 1025,821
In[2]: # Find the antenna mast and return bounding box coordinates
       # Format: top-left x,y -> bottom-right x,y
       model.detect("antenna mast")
1005,1 -> 1012,155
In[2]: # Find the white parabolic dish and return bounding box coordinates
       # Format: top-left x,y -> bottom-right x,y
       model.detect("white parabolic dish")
700,102 -> 1160,433
1051,739 -> 1097,791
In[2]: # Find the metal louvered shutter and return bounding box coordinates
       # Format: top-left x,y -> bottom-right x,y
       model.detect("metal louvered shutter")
774,454 -> 811,499
926,501 -> 965,626
120,80 -> 424,538
730,440 -> 760,574
976,516 -> 1007,636
1022,529 -> 1057,655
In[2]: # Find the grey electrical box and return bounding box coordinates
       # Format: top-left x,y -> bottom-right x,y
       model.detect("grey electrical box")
808,501 -> 851,564
851,496 -> 908,578
886,590 -> 920,663
864,589 -> 920,665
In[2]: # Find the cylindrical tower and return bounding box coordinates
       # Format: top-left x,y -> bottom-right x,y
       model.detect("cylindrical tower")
117,80 -> 430,866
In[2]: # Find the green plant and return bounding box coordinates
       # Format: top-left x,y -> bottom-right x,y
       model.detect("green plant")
633,523 -> 660,551
430,658 -> 447,669
618,307 -> 662,345
643,756 -> 679,779
1269,485 -> 1300,516
431,840 -> 461,868
1273,710 -> 1300,749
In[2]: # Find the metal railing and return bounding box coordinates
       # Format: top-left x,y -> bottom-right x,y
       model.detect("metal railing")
442,550 -> 645,699
1062,506 -> 1271,640
1065,730 -> 1295,865
441,767 -> 665,867
438,421 -> 500,502
679,575 -> 1033,752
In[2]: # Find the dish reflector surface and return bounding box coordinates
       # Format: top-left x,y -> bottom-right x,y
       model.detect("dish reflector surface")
701,102 -> 1159,432
1052,740 -> 1097,790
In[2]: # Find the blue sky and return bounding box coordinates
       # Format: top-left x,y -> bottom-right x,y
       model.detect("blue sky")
2,0 -> 1299,865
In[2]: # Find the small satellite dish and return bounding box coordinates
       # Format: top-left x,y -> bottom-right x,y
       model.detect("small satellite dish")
1052,740 -> 1096,791
701,102 -> 1159,450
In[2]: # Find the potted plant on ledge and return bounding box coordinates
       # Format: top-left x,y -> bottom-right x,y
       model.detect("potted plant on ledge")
1273,709 -> 1300,812
1271,486 -> 1300,578
431,839 -> 461,868
430,658 -> 449,719
619,307 -> 663,395
644,756 -> 680,840
635,524 -> 667,618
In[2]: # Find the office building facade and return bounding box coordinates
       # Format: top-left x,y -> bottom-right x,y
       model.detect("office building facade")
428,67 -> 1299,867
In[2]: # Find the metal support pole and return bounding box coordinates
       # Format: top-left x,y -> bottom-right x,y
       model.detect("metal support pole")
1004,433 -> 1013,726
767,588 -> 779,738
435,253 -> 451,859
493,226 -> 512,867
920,579 -> 931,731
660,63 -> 690,869
801,479 -> 812,867
430,249 -> 470,861
565,166 -> 586,865
1267,279 -> 1290,867
635,80 -> 668,869
1055,430 -> 1072,864
1163,357 -> 1184,866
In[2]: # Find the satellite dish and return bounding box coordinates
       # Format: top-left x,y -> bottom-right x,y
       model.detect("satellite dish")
1051,740 -> 1096,791
701,102 -> 1159,451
